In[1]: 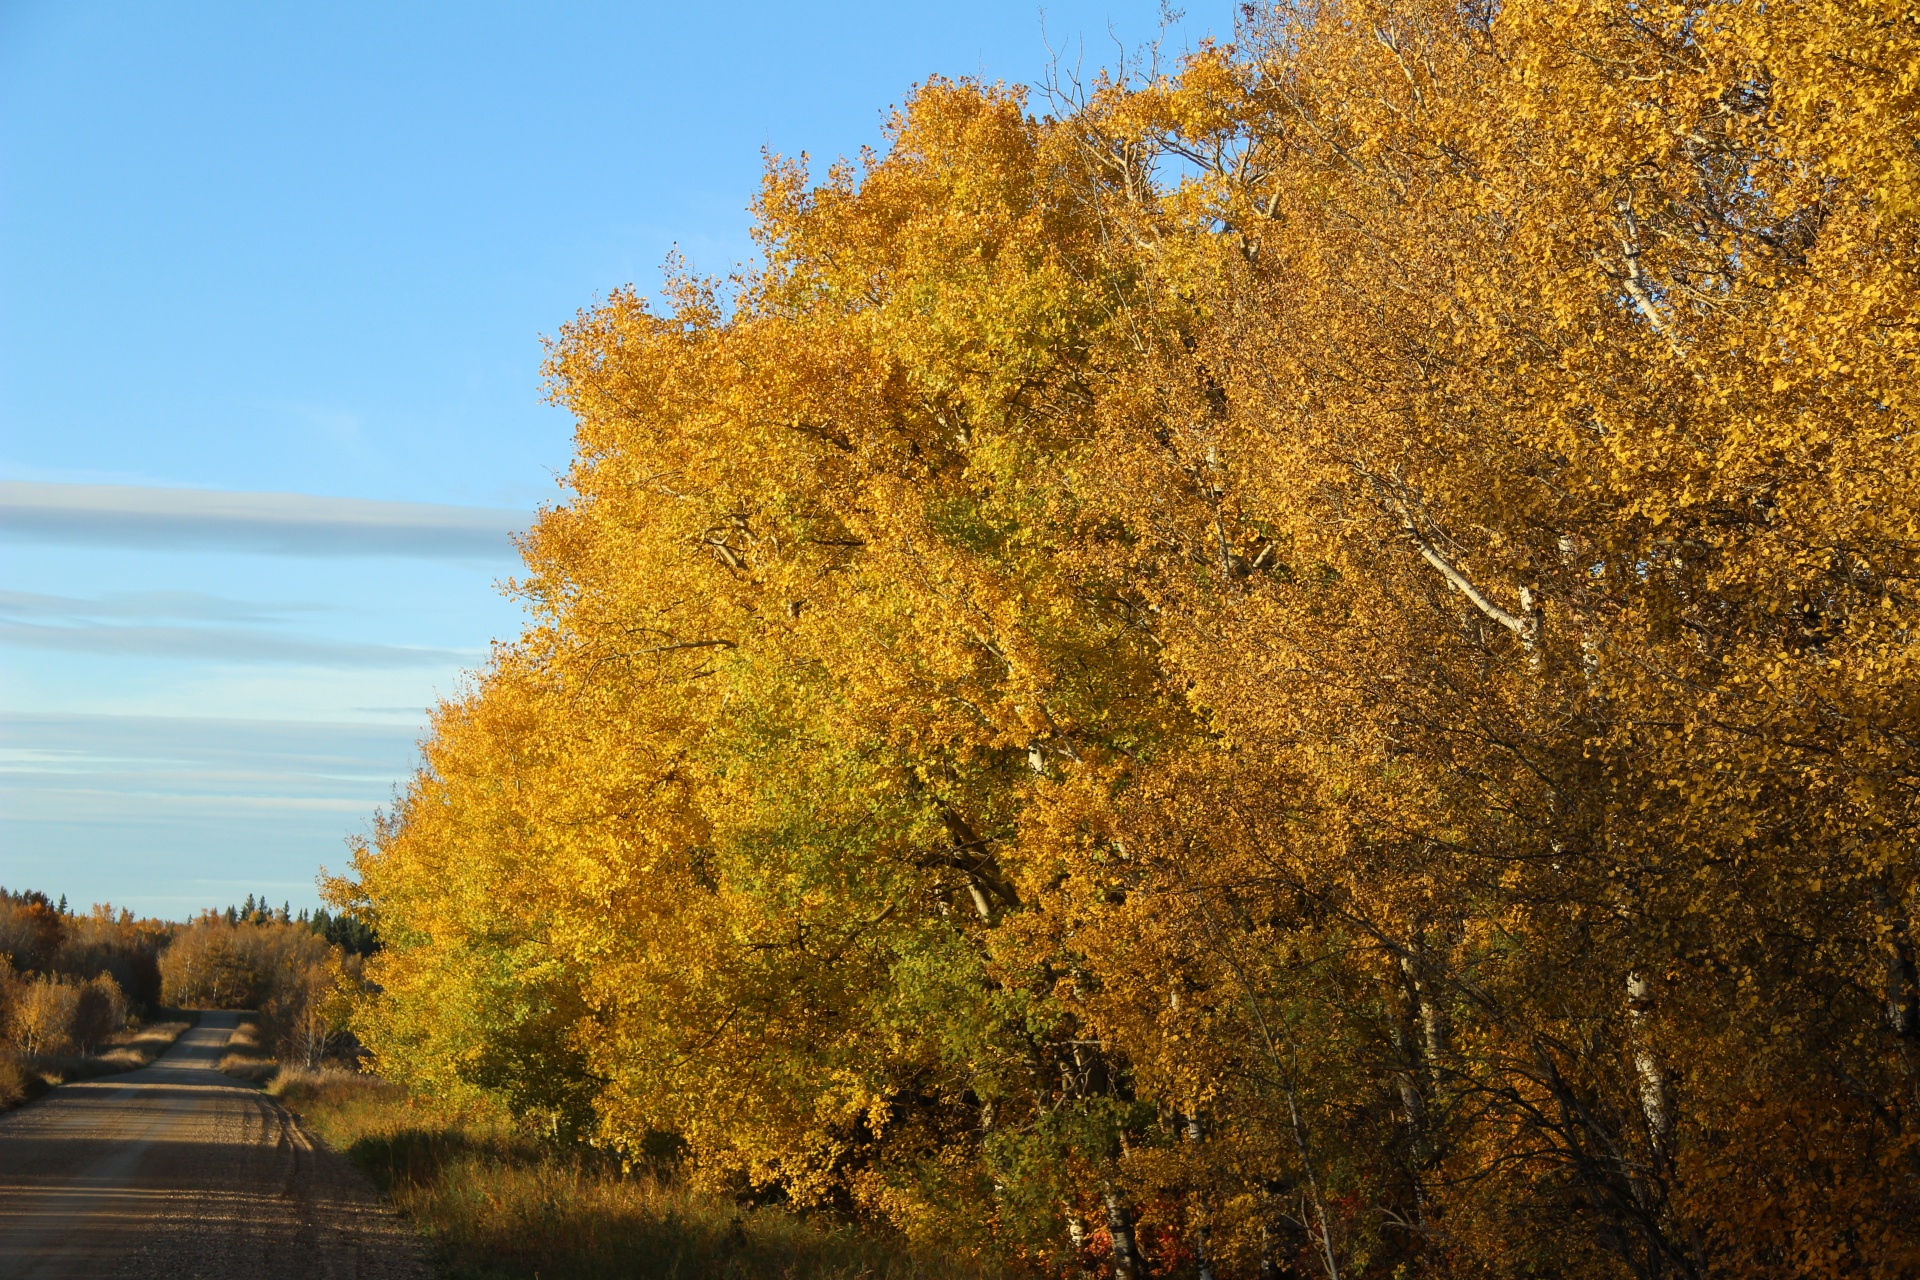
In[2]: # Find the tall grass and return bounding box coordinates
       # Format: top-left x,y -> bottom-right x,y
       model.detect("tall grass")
216,1014 -> 278,1083
272,1068 -> 973,1280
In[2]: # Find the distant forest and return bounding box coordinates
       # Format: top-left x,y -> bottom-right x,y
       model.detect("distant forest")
1,887 -> 372,1079
211,892 -> 379,957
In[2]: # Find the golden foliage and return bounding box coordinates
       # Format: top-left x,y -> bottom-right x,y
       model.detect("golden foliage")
340,6 -> 1920,1277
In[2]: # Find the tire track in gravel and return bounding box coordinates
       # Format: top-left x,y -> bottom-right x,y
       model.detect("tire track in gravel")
0,1011 -> 426,1280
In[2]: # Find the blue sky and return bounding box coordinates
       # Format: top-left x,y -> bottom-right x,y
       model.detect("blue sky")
0,1 -> 1223,917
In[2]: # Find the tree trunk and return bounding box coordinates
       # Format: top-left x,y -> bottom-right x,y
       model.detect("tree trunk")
1871,884 -> 1920,1040
1065,1209 -> 1096,1280
1399,947 -> 1451,1067
1104,1185 -> 1144,1280
1625,972 -> 1674,1158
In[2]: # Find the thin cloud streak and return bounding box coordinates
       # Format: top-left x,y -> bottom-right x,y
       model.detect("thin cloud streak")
0,589 -> 328,624
0,710 -> 423,781
0,481 -> 531,559
1,711 -> 416,911
0,619 -> 477,668
8,787 -> 372,816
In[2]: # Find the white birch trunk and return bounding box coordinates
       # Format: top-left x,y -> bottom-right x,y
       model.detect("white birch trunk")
1625,972 -> 1674,1156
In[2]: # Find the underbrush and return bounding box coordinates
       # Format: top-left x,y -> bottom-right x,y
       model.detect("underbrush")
271,1068 -> 969,1280
1,1012 -> 196,1111
0,1052 -> 29,1110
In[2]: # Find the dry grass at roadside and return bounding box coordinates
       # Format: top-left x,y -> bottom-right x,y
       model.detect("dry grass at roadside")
271,1068 -> 972,1280
1,1012 -> 197,1111
216,1015 -> 278,1084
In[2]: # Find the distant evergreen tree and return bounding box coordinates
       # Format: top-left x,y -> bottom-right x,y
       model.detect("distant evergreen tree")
306,908 -> 378,956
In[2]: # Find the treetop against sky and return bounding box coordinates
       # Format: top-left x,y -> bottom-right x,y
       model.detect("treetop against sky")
0,0 -> 1222,914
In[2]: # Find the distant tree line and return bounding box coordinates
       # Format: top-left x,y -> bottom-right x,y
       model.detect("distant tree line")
0,888 -> 163,1006
0,889 -> 156,1060
219,893 -> 380,957
0,887 -> 374,1074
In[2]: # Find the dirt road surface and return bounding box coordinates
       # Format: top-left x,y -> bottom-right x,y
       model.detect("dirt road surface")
0,1011 -> 425,1279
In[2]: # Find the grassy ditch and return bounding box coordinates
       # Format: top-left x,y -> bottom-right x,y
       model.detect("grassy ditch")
216,1014 -> 278,1084
0,1011 -> 198,1111
271,1067 -> 965,1280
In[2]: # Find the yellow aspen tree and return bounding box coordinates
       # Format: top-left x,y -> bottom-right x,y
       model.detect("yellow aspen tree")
341,6 -> 1919,1275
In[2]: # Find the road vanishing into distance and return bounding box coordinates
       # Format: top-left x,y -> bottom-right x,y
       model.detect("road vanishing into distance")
0,1011 -> 424,1279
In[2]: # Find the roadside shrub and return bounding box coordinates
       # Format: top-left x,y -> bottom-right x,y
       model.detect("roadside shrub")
72,973 -> 129,1051
0,962 -> 20,1041
0,1050 -> 27,1109
11,977 -> 80,1055
1,971 -> 128,1057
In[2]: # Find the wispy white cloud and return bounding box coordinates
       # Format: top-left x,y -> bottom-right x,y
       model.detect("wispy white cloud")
0,712 -> 426,911
0,619 -> 476,668
8,787 -> 374,817
0,711 -> 421,786
0,481 -> 530,559
0,588 -> 328,624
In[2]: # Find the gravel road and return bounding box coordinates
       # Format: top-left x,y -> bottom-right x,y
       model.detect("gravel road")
0,1011 -> 426,1280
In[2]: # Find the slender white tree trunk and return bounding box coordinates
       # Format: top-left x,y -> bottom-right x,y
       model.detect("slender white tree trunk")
1625,972 -> 1673,1157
